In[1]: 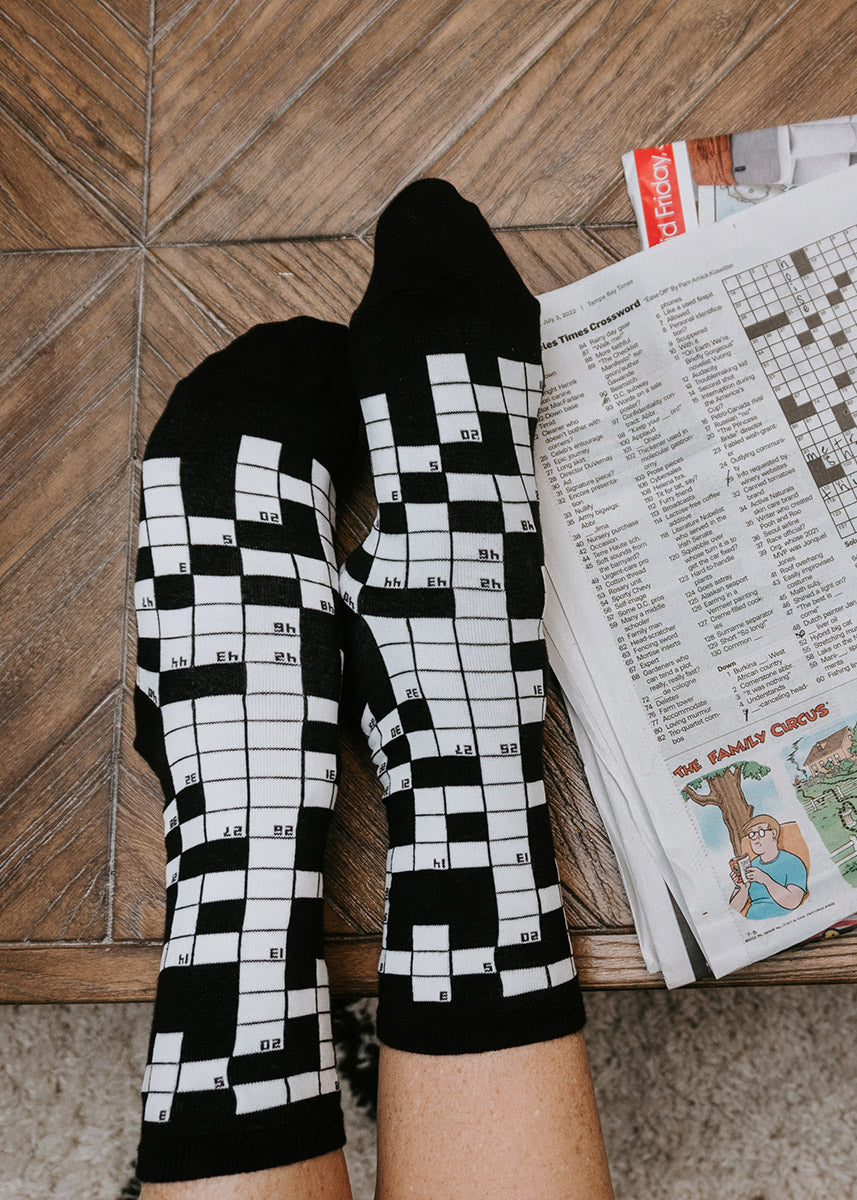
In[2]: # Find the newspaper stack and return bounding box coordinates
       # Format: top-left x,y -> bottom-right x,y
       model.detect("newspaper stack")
536,163 -> 857,986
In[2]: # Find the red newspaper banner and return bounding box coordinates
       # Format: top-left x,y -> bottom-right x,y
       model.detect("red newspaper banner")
633,144 -> 687,246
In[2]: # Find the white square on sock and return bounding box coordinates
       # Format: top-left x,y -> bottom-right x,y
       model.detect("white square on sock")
412,924 -> 449,951
412,785 -> 444,813
452,947 -> 495,975
498,357 -> 526,390
389,844 -> 415,872
149,1062 -> 180,1093
152,1032 -> 184,1063
360,392 -> 390,423
202,870 -> 246,903
239,435 -> 281,469
382,949 -> 412,975
539,884 -> 562,912
415,815 -> 447,843
412,976 -> 451,1003
426,352 -> 468,383
146,515 -> 188,548
289,1072 -> 321,1104
398,444 -> 441,474
235,1078 -> 288,1115
450,841 -> 490,869
143,457 -> 181,488
236,462 -> 279,498
187,517 -> 235,547
413,950 -> 450,976
405,503 -> 449,533
193,933 -> 240,964
500,965 -> 548,998
494,863 -> 536,893
278,474 -> 312,505
444,786 -> 485,813
144,483 -> 185,518
474,383 -> 505,412
549,957 -> 575,987
431,381 -> 476,413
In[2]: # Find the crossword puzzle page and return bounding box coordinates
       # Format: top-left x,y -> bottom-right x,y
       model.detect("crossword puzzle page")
535,164 -> 857,985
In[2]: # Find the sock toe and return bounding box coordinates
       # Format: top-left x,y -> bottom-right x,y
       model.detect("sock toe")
355,178 -> 531,313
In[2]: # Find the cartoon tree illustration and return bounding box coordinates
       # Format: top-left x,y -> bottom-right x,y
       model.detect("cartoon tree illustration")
681,761 -> 771,855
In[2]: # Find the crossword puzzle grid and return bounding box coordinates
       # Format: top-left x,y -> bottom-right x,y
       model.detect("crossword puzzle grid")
724,226 -> 857,540
135,434 -> 340,1126
341,353 -> 577,1011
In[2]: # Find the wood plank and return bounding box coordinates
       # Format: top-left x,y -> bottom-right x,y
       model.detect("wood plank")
0,113 -> 130,249
149,0 -> 394,230
0,254 -> 138,579
3,931 -> 857,1002
139,241 -> 371,444
586,0 -> 857,223
0,698 -> 116,940
154,0 -> 591,241
427,0 -> 798,229
0,469 -> 130,800
0,249 -> 133,386
0,0 -> 147,245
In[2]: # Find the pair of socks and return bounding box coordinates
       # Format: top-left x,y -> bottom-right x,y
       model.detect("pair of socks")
133,178 -> 586,1184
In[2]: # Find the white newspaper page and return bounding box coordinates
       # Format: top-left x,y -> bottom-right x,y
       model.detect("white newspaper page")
537,165 -> 857,981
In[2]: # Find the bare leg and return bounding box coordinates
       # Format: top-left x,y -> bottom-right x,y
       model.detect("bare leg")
375,1032 -> 614,1200
139,1148 -> 353,1200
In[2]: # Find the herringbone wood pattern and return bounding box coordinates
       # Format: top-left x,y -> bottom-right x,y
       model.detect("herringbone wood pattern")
3,0 -> 856,1000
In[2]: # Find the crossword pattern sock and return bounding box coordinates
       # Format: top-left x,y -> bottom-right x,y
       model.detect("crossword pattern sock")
340,179 -> 586,1054
132,319 -> 355,1183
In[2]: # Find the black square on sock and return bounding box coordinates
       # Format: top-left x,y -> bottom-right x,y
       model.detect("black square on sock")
445,811 -> 489,843
302,719 -> 338,755
400,472 -> 449,503
183,837 -> 248,879
154,574 -> 195,610
448,500 -> 504,533
411,755 -> 482,788
136,636 -> 160,673
294,810 -> 332,870
519,721 -> 544,782
160,662 -> 246,705
509,639 -> 547,673
190,544 -> 243,576
197,898 -> 246,936
399,697 -> 433,729
136,546 -> 154,579
379,502 -> 408,533
241,573 -> 302,608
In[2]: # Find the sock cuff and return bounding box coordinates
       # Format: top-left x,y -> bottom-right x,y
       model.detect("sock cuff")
376,977 -> 587,1055
135,1090 -> 346,1184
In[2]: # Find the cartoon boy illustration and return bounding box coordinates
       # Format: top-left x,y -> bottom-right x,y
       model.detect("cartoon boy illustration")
729,815 -> 808,919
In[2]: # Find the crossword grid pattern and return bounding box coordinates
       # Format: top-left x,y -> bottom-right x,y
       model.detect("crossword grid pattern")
136,435 -> 339,1126
724,226 -> 857,541
341,353 -> 576,1007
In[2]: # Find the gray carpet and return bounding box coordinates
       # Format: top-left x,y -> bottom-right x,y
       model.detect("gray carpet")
0,987 -> 853,1199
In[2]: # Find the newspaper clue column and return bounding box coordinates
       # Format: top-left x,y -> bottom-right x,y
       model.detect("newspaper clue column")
535,166 -> 857,980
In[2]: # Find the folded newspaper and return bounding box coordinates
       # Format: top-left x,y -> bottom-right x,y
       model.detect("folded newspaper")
623,114 -> 857,249
537,164 -> 857,985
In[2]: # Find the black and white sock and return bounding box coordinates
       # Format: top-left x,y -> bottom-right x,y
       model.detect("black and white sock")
340,179 -> 586,1055
133,319 -> 355,1183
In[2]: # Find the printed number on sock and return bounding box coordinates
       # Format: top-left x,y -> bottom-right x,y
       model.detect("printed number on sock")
521,930 -> 540,943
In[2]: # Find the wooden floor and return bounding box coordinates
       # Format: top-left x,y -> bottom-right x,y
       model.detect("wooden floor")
3,0 -> 857,1002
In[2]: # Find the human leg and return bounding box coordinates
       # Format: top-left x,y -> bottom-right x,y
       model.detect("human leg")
340,178 -> 612,1192
140,1150 -> 352,1200
133,319 -> 356,1192
376,1033 -> 612,1200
